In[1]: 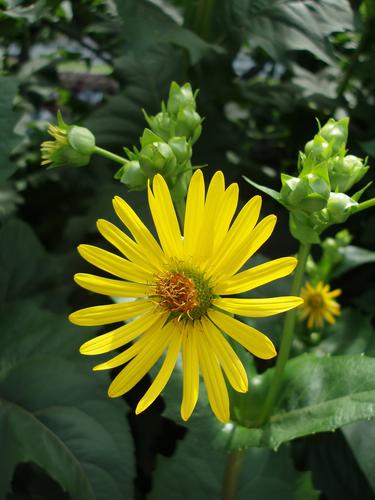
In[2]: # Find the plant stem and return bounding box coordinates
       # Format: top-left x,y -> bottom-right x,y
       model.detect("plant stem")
256,243 -> 311,426
174,197 -> 186,230
221,449 -> 246,500
94,146 -> 127,165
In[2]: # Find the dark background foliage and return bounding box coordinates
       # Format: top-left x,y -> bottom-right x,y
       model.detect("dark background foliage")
1,0 -> 375,499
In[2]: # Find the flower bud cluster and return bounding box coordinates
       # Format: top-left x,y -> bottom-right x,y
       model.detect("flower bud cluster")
278,117 -> 370,243
41,112 -> 96,169
116,82 -> 202,193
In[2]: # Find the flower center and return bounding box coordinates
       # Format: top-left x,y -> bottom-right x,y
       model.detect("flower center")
154,268 -> 213,320
307,294 -> 324,309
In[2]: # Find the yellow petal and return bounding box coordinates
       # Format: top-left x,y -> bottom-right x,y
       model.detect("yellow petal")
210,214 -> 277,278
206,195 -> 262,278
208,309 -> 276,360
96,219 -> 162,270
108,323 -> 173,397
69,299 -> 152,326
112,195 -> 165,262
212,296 -> 303,318
79,308 -> 162,355
148,174 -> 183,258
74,273 -> 150,297
181,322 -> 200,421
93,318 -> 165,370
202,318 -> 248,393
214,257 -> 297,295
212,183 -> 239,253
194,171 -> 226,263
183,170 -> 205,260
136,326 -> 182,414
78,244 -> 153,283
197,321 -> 230,423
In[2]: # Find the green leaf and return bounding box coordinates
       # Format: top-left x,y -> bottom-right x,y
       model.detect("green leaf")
243,176 -> 283,203
222,354 -> 375,450
0,219 -> 55,304
114,0 -> 222,64
228,0 -> 353,64
0,301 -> 134,500
314,309 -> 375,357
0,76 -> 22,182
333,245 -> 375,277
343,420 -> 375,493
85,48 -> 183,153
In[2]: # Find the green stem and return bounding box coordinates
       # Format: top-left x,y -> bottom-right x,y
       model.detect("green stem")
94,146 -> 127,165
257,243 -> 311,426
353,197 -> 375,214
221,449 -> 246,500
174,197 -> 186,229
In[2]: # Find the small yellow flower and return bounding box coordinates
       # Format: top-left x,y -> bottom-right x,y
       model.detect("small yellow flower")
300,281 -> 342,329
40,115 -> 95,168
40,124 -> 69,166
69,170 -> 303,422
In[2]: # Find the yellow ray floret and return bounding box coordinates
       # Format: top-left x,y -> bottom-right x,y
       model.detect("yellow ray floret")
300,281 -> 342,329
70,169 -> 303,422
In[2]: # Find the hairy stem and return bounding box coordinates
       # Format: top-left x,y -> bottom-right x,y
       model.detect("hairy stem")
221,449 -> 246,500
257,243 -> 311,426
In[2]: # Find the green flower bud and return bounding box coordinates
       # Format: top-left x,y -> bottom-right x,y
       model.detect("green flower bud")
326,192 -> 357,223
170,170 -> 193,202
138,141 -> 177,178
175,108 -> 202,143
319,117 -> 348,154
328,155 -> 369,192
280,173 -> 330,212
168,137 -> 192,165
167,82 -> 196,116
115,160 -> 148,191
304,135 -> 332,162
40,112 -> 96,168
68,126 -> 96,155
143,112 -> 173,142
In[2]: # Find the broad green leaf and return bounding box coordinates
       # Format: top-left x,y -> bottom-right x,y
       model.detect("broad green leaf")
0,76 -> 22,182
221,354 -> 375,450
0,301 -> 134,500
115,0 -> 223,64
343,420 -> 375,493
314,309 -> 375,357
0,219 -> 54,304
226,0 -> 353,64
333,245 -> 375,277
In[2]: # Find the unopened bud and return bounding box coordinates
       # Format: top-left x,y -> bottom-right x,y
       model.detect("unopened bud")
167,82 -> 196,115
168,137 -> 192,165
319,117 -> 348,154
175,108 -> 202,143
329,155 -> 368,192
326,192 -> 357,223
116,161 -> 148,191
144,111 -> 173,141
138,141 -> 177,178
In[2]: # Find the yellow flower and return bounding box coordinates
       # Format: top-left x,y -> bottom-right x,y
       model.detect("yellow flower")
41,124 -> 69,166
300,281 -> 342,329
69,170 -> 303,422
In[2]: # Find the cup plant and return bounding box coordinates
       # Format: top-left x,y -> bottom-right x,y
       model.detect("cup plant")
41,82 -> 375,500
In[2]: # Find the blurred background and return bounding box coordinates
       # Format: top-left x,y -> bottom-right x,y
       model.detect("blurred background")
1,1 -> 375,499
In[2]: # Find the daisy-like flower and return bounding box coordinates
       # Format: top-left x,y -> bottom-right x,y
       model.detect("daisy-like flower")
300,281 -> 342,329
69,170 -> 303,422
41,116 -> 95,168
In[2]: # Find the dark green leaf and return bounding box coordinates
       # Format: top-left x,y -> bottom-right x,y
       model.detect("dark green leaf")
334,245 -> 375,277
0,301 -> 134,500
0,77 -> 22,182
